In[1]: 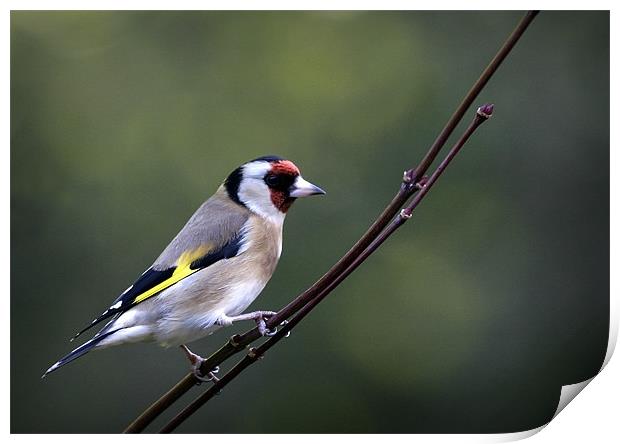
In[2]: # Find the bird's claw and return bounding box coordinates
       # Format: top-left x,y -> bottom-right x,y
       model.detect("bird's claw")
180,344 -> 219,384
259,319 -> 291,338
214,310 -> 289,337
255,310 -> 277,320
257,317 -> 270,336
194,366 -> 220,384
250,311 -> 276,336
281,320 -> 291,338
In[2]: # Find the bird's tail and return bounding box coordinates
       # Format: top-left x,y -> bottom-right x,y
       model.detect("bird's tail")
42,329 -> 117,378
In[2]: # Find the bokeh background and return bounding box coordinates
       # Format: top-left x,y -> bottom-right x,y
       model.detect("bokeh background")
11,11 -> 609,433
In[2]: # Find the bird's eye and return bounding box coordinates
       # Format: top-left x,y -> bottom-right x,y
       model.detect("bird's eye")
264,174 -> 281,187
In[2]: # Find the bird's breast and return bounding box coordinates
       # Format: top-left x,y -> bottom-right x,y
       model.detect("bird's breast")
240,214 -> 283,275
155,214 -> 283,338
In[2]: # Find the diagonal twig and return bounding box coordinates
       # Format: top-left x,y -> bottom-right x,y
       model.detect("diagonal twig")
160,103 -> 495,433
123,10 -> 538,433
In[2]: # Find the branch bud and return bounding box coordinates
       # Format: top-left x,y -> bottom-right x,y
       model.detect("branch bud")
477,103 -> 494,119
402,169 -> 414,183
248,347 -> 262,360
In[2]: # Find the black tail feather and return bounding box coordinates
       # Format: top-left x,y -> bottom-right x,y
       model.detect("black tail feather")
42,330 -> 116,378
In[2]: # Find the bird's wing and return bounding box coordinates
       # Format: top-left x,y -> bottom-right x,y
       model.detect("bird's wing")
72,189 -> 250,340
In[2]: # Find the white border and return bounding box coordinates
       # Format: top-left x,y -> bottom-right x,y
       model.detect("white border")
2,1 -> 617,10
5,3 -> 616,441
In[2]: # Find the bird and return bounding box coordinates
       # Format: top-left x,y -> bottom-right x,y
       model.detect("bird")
43,155 -> 325,379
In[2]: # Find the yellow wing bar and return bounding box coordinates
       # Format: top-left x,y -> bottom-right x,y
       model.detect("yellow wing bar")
133,245 -> 211,304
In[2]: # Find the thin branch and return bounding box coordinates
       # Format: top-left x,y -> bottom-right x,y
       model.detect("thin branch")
160,104 -> 495,433
123,11 -> 538,433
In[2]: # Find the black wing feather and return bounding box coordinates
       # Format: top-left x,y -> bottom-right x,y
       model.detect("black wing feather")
71,232 -> 243,341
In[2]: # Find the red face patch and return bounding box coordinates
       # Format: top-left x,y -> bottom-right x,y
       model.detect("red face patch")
270,190 -> 294,213
270,160 -> 300,176
267,160 -> 300,213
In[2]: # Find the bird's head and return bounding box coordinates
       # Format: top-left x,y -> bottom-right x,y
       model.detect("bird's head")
224,155 -> 326,220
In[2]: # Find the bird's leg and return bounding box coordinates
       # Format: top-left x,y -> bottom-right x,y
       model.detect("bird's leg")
179,344 -> 220,383
216,310 -> 278,336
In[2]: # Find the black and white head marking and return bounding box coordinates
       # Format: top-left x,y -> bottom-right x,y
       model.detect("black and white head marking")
224,155 -> 324,221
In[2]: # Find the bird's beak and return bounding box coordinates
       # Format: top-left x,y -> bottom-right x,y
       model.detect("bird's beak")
289,176 -> 326,198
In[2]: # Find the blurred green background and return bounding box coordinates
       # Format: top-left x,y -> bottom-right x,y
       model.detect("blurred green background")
11,11 -> 609,433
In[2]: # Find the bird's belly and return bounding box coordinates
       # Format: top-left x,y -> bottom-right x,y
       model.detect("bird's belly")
152,264 -> 273,346
152,215 -> 281,347
225,278 -> 271,316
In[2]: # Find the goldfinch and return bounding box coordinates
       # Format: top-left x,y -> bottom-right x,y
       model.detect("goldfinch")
44,156 -> 325,378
